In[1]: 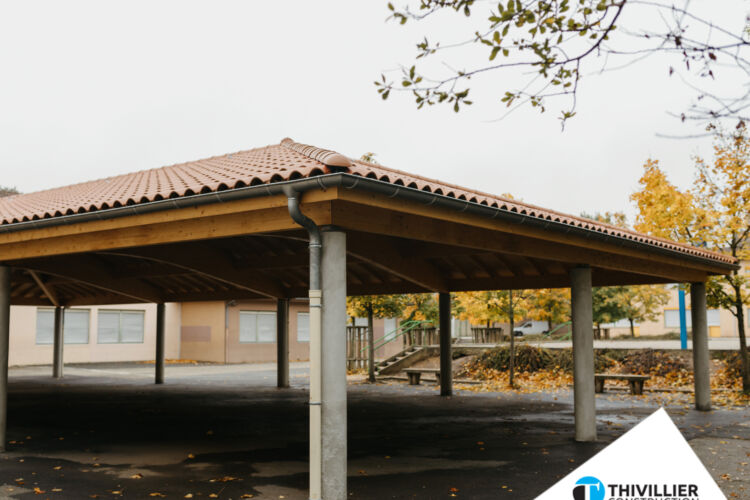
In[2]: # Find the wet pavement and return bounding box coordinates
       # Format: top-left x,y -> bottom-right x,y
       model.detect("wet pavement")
0,362 -> 747,499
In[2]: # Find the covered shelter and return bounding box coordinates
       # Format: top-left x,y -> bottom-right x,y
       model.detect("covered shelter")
0,138 -> 738,499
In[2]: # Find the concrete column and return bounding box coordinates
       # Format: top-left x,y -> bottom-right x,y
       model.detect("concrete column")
276,298 -> 290,388
0,266 -> 11,452
52,306 -> 64,378
439,292 -> 453,397
571,266 -> 597,442
155,303 -> 166,385
321,230 -> 347,499
690,282 -> 711,411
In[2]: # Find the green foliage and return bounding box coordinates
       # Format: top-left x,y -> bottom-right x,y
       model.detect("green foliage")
401,293 -> 440,325
378,1 -> 748,127
347,295 -> 408,321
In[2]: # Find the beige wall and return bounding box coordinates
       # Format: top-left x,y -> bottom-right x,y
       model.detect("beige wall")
180,301 -> 227,363
223,299 -> 309,363
8,303 -> 180,367
606,284 -> 746,338
180,300 -> 409,364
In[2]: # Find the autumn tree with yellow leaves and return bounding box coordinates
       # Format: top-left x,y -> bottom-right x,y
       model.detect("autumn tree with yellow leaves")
632,125 -> 750,392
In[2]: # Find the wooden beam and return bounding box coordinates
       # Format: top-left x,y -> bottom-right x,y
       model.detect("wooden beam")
335,189 -> 733,275
104,244 -> 287,298
346,232 -> 448,292
0,202 -> 333,261
21,256 -> 162,303
332,202 -> 710,283
27,270 -> 59,306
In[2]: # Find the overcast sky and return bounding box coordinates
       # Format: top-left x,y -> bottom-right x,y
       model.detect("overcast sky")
1,1 -> 745,222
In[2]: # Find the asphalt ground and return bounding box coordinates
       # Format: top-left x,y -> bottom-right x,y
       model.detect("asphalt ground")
0,362 -> 747,499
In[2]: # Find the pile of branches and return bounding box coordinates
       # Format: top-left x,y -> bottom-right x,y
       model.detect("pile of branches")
618,349 -> 688,377
475,345 -> 617,374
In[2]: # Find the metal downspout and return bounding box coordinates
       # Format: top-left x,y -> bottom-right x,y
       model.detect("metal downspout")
285,188 -> 323,500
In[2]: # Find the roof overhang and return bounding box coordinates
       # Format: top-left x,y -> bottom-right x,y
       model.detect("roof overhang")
0,174 -> 738,307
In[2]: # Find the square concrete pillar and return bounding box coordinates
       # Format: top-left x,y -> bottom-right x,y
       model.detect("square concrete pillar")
0,266 -> 10,452
690,282 -> 711,411
571,266 -> 597,442
155,303 -> 166,384
321,230 -> 347,499
439,292 -> 452,397
52,306 -> 64,378
276,298 -> 290,388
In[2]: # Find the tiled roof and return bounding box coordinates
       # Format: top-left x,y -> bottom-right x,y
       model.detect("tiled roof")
0,138 -> 735,265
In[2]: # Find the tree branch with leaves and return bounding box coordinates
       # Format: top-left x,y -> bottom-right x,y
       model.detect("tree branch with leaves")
377,0 -> 750,128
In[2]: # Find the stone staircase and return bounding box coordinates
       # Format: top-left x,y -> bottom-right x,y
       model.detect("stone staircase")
375,345 -> 436,376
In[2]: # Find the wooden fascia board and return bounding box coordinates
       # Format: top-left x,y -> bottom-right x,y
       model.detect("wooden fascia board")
330,199 -> 710,283
332,191 -> 730,276
0,199 -> 334,261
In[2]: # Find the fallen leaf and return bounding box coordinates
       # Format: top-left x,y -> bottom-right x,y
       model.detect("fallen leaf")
33,487 -> 45,494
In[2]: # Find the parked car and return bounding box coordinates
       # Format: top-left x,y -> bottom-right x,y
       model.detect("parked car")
512,321 -> 549,336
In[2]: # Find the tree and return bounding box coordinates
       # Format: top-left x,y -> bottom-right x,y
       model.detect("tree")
348,294 -> 408,381
454,290 -> 531,329
631,125 -> 750,392
526,288 -> 570,331
0,186 -> 19,198
401,293 -> 440,325
455,290 -> 532,387
378,1 -> 750,127
618,285 -> 670,337
592,286 -> 629,338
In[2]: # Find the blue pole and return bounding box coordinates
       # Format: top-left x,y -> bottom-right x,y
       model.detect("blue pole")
678,288 -> 688,350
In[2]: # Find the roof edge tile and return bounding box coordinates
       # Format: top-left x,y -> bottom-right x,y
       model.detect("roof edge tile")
280,138 -> 352,169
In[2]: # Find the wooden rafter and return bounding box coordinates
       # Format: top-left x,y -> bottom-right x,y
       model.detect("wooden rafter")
104,244 -> 287,299
347,232 -> 447,292
20,257 -> 160,303
27,270 -> 59,306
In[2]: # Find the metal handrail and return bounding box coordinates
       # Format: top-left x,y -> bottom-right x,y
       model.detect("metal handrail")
358,319 -> 432,354
542,321 -> 572,340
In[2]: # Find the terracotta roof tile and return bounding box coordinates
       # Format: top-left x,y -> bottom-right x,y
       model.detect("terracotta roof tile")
0,138 -> 735,265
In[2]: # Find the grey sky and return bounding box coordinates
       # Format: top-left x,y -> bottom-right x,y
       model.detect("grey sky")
0,1 -> 745,222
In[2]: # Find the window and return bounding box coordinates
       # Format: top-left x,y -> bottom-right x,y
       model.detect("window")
297,312 -> 310,342
664,309 -> 721,328
239,311 -> 276,343
36,308 -> 90,345
36,309 -> 54,345
98,310 -> 145,344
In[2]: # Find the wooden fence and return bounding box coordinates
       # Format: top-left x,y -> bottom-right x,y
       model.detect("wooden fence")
346,326 -> 368,370
402,327 -> 439,347
470,327 -> 505,344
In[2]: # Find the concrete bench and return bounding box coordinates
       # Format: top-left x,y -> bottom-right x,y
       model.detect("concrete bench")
595,373 -> 650,395
404,368 -> 441,386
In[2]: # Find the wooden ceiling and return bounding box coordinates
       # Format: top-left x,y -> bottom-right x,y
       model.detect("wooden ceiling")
7,230 -> 683,307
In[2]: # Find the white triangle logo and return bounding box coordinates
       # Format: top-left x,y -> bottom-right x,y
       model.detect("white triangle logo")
536,408 -> 725,500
